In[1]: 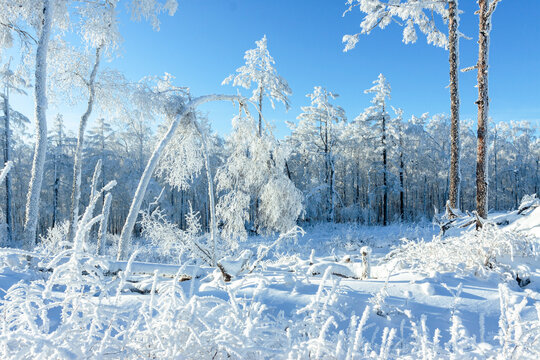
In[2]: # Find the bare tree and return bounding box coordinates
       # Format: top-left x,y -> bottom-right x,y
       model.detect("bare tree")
474,0 -> 502,227
448,0 -> 461,212
67,45 -> 102,242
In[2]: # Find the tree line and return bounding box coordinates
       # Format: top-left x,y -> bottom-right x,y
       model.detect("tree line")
0,0 -> 537,261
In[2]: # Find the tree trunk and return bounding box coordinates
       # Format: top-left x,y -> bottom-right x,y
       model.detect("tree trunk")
23,0 -> 53,249
257,86 -> 263,137
100,121 -> 106,209
97,192 -> 112,255
68,46 -> 102,242
399,149 -> 404,221
448,0 -> 461,212
382,113 -> 387,226
117,94 -> 240,260
52,155 -> 59,228
324,117 -> 334,222
193,116 -> 218,266
3,86 -> 12,244
493,129 -> 498,209
475,0 -> 495,227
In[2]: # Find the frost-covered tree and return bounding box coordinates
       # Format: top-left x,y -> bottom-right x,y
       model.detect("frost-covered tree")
391,107 -> 406,220
21,0 -> 55,248
357,74 -> 392,225
290,86 -> 346,222
0,0 -> 178,248
222,35 -> 291,136
0,60 -> 28,244
156,112 -> 222,265
59,43 -> 105,242
86,118 -> 114,206
48,114 -> 69,228
117,72 -> 241,259
216,106 -> 303,243
343,0 -> 463,212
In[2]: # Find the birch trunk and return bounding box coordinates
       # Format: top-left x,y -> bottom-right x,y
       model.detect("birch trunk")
448,0 -> 461,212
117,94 -> 240,260
68,46 -> 102,242
23,0 -> 53,249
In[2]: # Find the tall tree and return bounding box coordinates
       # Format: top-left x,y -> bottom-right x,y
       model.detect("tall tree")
358,74 -> 392,226
474,0 -> 502,226
49,114 -> 67,228
343,0 -> 462,211
293,86 -> 346,222
66,45 -> 103,242
23,0 -> 54,248
0,61 -> 28,244
222,35 -> 292,227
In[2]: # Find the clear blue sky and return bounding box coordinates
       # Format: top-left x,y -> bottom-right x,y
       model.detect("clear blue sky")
12,0 -> 540,137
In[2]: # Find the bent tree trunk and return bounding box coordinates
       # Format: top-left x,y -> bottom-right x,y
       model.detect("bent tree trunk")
67,46 -> 102,242
23,0 -> 53,249
448,0 -> 461,212
117,94 -> 240,260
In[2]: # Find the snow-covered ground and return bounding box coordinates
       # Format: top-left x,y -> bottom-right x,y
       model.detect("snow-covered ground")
0,206 -> 538,359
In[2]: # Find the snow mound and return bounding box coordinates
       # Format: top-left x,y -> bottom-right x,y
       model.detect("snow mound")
308,261 -> 358,279
506,206 -> 540,239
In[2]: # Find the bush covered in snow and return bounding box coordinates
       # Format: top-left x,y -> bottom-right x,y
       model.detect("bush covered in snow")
385,198 -> 540,278
1,248 -> 539,359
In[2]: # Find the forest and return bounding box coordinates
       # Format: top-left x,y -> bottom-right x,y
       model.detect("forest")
0,0 -> 538,359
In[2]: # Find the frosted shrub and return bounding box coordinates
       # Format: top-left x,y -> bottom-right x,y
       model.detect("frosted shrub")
497,284 -> 540,359
140,206 -> 216,264
140,208 -> 184,262
0,252 -> 539,359
36,221 -> 70,256
386,222 -> 538,276
258,175 -> 304,234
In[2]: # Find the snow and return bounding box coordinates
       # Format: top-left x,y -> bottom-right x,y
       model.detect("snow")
507,207 -> 540,238
0,207 -> 538,358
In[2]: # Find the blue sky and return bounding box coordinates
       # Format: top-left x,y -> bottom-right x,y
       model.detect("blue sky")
12,0 -> 540,137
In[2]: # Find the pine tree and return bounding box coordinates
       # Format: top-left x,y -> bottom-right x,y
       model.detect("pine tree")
358,74 -> 392,226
